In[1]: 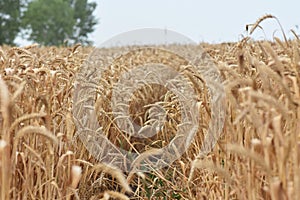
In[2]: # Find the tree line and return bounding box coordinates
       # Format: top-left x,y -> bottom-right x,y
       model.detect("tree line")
0,0 -> 98,46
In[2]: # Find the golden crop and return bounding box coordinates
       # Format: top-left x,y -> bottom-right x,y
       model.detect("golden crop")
1,17 -> 300,199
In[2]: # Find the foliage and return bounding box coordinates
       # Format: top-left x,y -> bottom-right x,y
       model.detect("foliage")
0,0 -> 23,45
71,0 -> 98,45
22,0 -> 97,46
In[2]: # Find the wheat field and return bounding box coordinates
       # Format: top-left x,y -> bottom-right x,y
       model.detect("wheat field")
1,17 -> 300,199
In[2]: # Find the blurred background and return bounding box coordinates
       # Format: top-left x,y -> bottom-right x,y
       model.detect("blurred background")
1,0 -> 300,46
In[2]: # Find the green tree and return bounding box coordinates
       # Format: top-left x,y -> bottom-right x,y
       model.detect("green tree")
0,0 -> 23,45
22,0 -> 97,46
71,0 -> 97,45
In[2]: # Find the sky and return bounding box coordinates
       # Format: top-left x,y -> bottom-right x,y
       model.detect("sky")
89,0 -> 300,46
16,0 -> 300,46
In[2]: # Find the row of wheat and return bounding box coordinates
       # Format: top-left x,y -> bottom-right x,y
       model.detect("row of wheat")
0,16 -> 300,200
